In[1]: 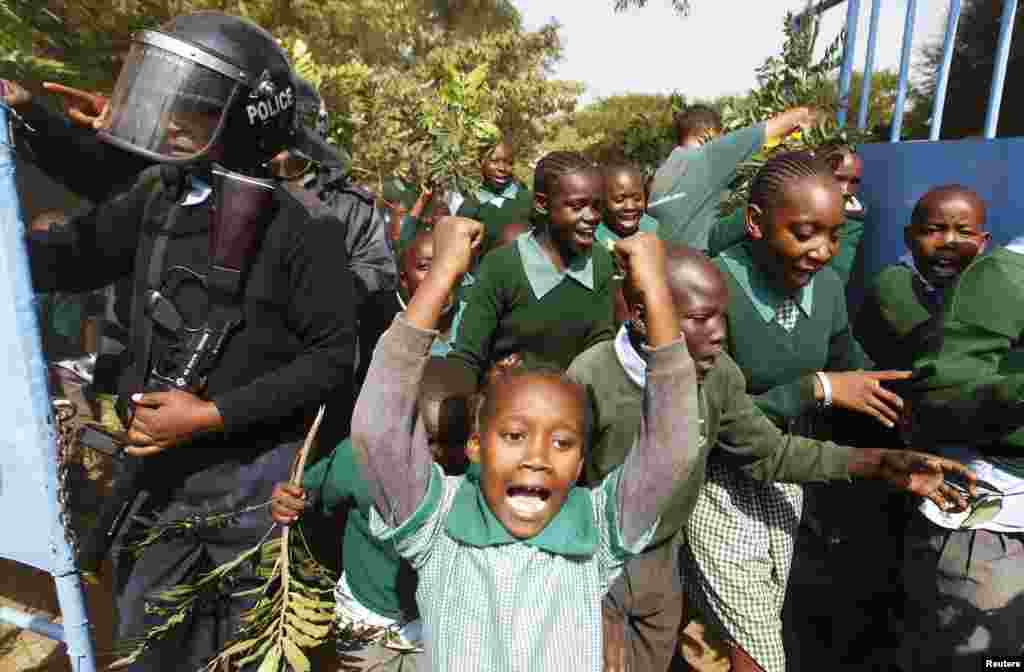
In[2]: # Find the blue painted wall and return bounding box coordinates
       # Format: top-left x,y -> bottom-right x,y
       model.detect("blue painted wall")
850,137 -> 1024,316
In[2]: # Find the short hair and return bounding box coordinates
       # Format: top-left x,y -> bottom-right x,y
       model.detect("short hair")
910,184 -> 987,230
398,228 -> 432,272
673,105 -> 723,144
748,151 -> 836,215
474,364 -> 593,447
602,161 -> 645,185
533,151 -> 595,198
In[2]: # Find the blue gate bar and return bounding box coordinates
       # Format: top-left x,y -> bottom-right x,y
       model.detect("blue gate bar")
984,0 -> 1019,138
837,0 -> 861,128
930,0 -> 962,141
890,0 -> 918,141
857,0 -> 883,130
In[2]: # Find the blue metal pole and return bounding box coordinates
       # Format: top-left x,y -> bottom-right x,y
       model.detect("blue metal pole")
890,0 -> 918,141
930,0 -> 963,141
837,0 -> 861,128
857,0 -> 883,130
984,0 -> 1019,138
0,105 -> 97,672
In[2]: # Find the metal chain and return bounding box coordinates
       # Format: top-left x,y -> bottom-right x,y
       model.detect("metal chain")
52,398 -> 81,557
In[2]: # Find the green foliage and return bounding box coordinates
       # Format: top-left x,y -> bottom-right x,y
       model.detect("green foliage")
718,11 -> 872,217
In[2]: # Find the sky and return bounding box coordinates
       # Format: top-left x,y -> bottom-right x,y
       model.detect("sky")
514,0 -> 949,105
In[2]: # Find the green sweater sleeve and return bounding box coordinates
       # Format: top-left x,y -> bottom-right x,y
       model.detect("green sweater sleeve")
708,209 -> 748,258
715,357 -> 852,482
748,374 -> 820,427
829,214 -> 865,287
706,123 -> 766,193
302,439 -> 362,517
826,271 -> 874,372
447,250 -> 504,384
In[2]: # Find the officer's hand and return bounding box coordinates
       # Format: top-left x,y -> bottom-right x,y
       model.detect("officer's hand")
431,216 -> 483,280
125,390 -> 224,456
42,82 -> 108,128
0,80 -> 32,109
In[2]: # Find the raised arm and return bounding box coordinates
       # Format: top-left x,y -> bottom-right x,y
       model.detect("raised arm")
611,234 -> 701,547
351,216 -> 482,526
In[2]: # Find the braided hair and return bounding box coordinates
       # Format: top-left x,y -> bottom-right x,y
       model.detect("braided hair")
748,151 -> 836,215
532,150 -> 597,221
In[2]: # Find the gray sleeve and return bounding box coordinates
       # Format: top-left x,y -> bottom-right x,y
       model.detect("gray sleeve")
350,314 -> 437,526
616,339 -> 701,548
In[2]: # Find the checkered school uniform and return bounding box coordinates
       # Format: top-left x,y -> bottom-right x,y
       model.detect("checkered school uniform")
681,462 -> 804,672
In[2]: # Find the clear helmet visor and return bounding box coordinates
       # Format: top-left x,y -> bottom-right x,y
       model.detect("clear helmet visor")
98,40 -> 238,162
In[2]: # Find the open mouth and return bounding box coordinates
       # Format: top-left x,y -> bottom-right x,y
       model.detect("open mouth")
616,214 -> 641,230
575,226 -> 596,243
506,485 -> 551,517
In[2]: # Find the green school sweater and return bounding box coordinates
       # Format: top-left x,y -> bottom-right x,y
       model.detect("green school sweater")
906,247 -> 1024,474
569,342 -> 853,547
714,242 -> 872,431
448,233 -> 616,384
853,265 -> 937,371
456,180 -> 534,256
829,213 -> 866,286
303,439 -> 415,620
707,209 -> 866,287
648,124 -> 766,252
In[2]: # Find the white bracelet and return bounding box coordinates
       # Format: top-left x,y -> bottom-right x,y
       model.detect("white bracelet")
815,372 -> 832,408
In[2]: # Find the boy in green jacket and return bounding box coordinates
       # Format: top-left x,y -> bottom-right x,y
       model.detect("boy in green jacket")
569,242 -> 975,672
898,234 -> 1024,670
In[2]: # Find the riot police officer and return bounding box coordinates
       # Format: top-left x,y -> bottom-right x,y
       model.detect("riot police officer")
6,12 -> 356,670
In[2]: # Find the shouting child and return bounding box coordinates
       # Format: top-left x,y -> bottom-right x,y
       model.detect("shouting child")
856,185 -> 989,370
352,216 -> 702,671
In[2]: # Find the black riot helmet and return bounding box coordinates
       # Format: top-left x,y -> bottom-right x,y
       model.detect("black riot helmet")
97,12 -> 298,175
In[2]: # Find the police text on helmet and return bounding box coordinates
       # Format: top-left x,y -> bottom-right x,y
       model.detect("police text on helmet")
247,86 -> 294,125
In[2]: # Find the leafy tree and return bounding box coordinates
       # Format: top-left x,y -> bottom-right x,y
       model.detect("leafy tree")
1,0 -> 581,191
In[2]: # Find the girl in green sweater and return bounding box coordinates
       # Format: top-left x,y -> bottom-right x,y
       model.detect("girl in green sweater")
448,151 -> 615,386
694,152 -> 913,671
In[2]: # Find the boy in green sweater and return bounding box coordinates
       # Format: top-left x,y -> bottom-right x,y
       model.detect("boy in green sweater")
855,185 -> 989,369
895,234 -> 1024,669
448,151 -> 615,386
455,139 -> 534,257
569,242 -> 974,672
648,105 -> 816,252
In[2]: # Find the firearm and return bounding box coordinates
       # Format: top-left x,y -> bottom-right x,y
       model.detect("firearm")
77,167 -> 276,573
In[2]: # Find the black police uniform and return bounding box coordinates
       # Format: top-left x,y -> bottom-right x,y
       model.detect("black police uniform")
284,169 -> 396,302
28,166 -> 356,670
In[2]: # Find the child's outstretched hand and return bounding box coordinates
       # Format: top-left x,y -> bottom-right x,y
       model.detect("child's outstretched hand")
271,482 -> 307,525
864,449 -> 976,513
431,216 -> 483,280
